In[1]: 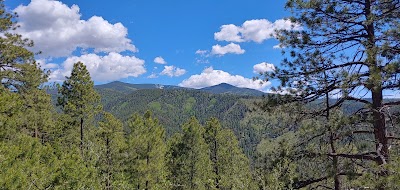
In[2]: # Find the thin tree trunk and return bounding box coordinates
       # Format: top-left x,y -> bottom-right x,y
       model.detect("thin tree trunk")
80,117 -> 84,157
145,142 -> 150,190
213,130 -> 219,189
325,74 -> 340,190
106,136 -> 112,190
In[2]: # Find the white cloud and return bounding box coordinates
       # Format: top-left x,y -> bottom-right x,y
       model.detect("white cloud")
154,56 -> 167,64
179,67 -> 270,90
195,49 -> 208,55
211,43 -> 245,56
253,62 -> 275,74
37,59 -> 58,69
147,73 -> 158,79
264,87 -> 298,95
214,19 -> 301,43
214,24 -> 244,43
273,44 -> 285,49
49,52 -> 146,81
14,0 -> 136,57
160,65 -> 186,77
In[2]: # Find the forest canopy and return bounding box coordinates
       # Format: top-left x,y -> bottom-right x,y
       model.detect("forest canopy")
1,0 -> 400,190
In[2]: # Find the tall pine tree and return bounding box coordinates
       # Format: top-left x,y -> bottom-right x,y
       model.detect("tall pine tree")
204,118 -> 255,190
57,61 -> 101,156
125,111 -> 168,189
97,112 -> 127,190
166,117 -> 214,190
263,0 -> 400,188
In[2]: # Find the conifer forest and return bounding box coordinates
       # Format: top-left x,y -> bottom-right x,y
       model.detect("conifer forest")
1,0 -> 400,189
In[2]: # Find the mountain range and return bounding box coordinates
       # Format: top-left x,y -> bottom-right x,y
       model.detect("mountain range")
95,81 -> 266,97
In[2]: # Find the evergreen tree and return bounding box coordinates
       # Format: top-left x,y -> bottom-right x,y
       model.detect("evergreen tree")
57,61 -> 101,156
264,0 -> 400,188
204,118 -> 255,189
166,117 -> 214,190
125,111 -> 168,189
0,133 -> 99,189
0,0 -> 53,142
97,112 -> 127,189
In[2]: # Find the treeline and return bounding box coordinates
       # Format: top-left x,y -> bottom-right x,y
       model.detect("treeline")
1,54 -> 255,189
2,0 -> 400,189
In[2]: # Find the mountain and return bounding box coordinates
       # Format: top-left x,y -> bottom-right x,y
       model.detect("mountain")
95,81 -> 266,97
95,81 -> 183,94
89,82 -> 264,159
200,83 -> 266,96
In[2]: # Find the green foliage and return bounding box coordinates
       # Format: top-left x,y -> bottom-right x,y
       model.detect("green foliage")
0,89 -> 22,139
97,112 -> 127,189
57,61 -> 101,119
255,132 -> 298,189
57,61 -> 101,155
0,0 -> 53,142
0,134 -> 98,189
204,118 -> 255,190
125,111 -> 169,189
263,0 -> 400,189
166,117 -> 214,190
95,86 -> 263,160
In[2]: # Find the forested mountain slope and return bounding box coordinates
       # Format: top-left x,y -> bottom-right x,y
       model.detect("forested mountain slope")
95,83 -> 264,158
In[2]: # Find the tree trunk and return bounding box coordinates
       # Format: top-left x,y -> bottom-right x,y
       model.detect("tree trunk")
106,136 -> 112,190
365,0 -> 388,166
213,130 -> 220,189
372,89 -> 388,164
325,72 -> 340,190
365,1 -> 388,189
80,117 -> 84,157
145,141 -> 150,190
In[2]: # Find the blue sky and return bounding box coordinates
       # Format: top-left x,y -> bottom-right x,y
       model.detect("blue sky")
5,0 -> 296,91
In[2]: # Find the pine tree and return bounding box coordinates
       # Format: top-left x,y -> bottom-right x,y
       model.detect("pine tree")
0,0 -> 53,142
125,111 -> 168,189
0,133 -> 99,189
166,117 -> 214,190
97,112 -> 126,190
204,118 -> 255,190
264,0 -> 400,188
58,61 -> 101,156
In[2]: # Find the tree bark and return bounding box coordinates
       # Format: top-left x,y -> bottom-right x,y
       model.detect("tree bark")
80,117 -> 84,157
106,136 -> 112,190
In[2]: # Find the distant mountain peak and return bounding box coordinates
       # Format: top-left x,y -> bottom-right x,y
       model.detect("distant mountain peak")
200,83 -> 265,96
95,81 -> 265,96
213,83 -> 235,87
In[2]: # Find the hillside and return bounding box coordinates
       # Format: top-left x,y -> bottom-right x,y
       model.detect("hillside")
95,84 -> 264,158
56,81 -> 398,160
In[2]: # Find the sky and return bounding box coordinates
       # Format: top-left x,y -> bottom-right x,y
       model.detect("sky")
5,0 -> 298,91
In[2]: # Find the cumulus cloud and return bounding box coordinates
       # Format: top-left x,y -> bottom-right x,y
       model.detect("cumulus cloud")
154,56 -> 167,64
253,62 -> 275,74
160,65 -> 186,77
214,19 -> 301,43
211,43 -> 245,56
14,0 -> 136,57
49,52 -> 146,81
214,24 -> 244,43
179,67 -> 270,90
